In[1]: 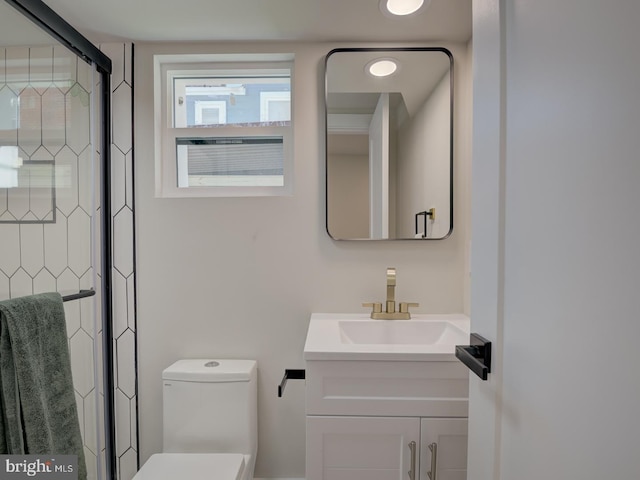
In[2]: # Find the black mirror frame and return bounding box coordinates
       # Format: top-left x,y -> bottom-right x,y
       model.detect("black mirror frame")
324,47 -> 454,241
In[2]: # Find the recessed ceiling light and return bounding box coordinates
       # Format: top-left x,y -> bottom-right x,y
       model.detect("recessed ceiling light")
381,0 -> 430,16
366,58 -> 398,77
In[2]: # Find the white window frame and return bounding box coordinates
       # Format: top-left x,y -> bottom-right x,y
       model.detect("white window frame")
153,54 -> 294,198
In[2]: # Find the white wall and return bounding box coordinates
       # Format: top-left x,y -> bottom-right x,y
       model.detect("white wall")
469,0 -> 640,478
397,72 -> 451,238
134,40 -> 471,477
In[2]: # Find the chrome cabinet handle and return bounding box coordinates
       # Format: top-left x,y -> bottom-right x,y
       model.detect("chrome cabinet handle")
408,441 -> 417,480
427,442 -> 438,480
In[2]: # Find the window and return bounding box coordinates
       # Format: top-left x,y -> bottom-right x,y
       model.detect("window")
194,101 -> 227,125
154,54 -> 294,197
176,137 -> 284,188
260,91 -> 291,122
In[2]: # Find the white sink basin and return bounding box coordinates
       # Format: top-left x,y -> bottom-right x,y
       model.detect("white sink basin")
339,319 -> 468,346
304,313 -> 470,361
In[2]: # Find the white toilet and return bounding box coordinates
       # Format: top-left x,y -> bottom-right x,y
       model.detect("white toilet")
133,359 -> 258,480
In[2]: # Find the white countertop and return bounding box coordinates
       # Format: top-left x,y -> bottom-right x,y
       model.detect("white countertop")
304,313 -> 470,361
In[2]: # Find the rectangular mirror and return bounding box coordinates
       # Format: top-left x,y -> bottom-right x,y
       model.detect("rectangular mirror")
325,47 -> 453,240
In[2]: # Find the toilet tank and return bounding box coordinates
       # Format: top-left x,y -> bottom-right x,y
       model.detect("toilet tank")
162,359 -> 257,456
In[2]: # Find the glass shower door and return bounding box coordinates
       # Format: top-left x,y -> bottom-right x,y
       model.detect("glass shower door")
0,5 -> 107,478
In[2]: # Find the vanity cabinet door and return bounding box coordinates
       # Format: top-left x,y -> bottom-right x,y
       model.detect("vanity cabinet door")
306,416 -> 420,480
419,418 -> 468,480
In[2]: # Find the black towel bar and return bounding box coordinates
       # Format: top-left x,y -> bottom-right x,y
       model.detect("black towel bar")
278,369 -> 305,397
62,289 -> 96,302
415,209 -> 434,238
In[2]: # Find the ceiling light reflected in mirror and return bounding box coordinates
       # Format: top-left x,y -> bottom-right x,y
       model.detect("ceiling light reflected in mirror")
367,59 -> 398,78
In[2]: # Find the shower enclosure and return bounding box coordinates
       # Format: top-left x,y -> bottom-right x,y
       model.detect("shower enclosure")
0,1 -> 116,479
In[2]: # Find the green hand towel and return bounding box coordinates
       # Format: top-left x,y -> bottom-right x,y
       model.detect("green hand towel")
0,292 -> 87,480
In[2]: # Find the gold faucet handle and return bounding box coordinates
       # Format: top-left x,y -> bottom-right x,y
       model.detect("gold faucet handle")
399,302 -> 419,314
362,302 -> 383,314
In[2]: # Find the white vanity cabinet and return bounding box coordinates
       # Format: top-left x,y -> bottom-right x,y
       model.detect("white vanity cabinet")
305,360 -> 469,480
303,314 -> 471,480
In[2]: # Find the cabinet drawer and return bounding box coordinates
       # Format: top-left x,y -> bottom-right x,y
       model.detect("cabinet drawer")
306,360 -> 469,417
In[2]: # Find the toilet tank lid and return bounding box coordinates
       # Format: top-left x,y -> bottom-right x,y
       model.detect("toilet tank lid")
162,359 -> 257,382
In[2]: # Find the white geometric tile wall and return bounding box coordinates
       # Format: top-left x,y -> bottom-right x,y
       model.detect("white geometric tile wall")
0,45 -> 105,480
99,43 -> 138,480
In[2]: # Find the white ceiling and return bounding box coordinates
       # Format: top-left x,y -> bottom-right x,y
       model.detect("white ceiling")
0,0 -> 471,45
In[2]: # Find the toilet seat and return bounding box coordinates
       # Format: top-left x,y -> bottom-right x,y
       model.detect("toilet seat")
132,453 -> 245,480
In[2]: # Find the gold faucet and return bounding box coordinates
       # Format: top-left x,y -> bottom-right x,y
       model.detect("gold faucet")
363,267 -> 419,320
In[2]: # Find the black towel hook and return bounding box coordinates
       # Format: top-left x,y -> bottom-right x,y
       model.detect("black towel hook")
415,208 -> 435,238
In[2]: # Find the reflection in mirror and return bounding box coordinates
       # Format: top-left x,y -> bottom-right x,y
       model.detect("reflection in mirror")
325,48 -> 453,240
